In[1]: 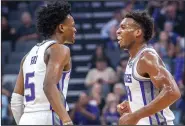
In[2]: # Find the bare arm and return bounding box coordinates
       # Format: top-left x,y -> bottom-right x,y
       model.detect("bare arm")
134,51 -> 181,119
11,55 -> 27,124
13,55 -> 27,95
43,43 -> 72,124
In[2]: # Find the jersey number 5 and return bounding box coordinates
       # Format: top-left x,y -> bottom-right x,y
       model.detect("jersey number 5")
25,72 -> 35,102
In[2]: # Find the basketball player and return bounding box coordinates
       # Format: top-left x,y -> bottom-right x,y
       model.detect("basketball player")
116,11 -> 181,125
10,1 -> 76,125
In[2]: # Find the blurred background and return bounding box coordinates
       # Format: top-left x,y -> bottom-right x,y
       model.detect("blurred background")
1,0 -> 185,125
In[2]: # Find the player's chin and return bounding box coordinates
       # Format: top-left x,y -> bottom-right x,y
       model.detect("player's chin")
70,38 -> 75,44
120,44 -> 126,49
65,40 -> 75,44
70,40 -> 75,44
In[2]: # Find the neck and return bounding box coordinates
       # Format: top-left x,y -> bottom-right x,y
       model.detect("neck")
128,42 -> 147,58
50,33 -> 65,44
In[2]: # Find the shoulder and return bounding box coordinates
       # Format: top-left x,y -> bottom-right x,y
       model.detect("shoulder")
89,68 -> 97,73
140,51 -> 158,63
107,67 -> 115,72
44,43 -> 70,64
20,53 -> 29,69
138,51 -> 165,73
47,43 -> 70,56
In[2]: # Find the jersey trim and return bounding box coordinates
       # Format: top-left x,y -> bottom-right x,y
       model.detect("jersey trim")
63,69 -> 71,73
128,46 -> 148,63
139,81 -> 153,125
150,82 -> 160,125
132,60 -> 151,81
132,48 -> 161,81
36,39 -> 55,46
61,72 -> 67,108
52,110 -> 54,125
132,63 -> 151,82
160,110 -> 167,124
51,110 -> 63,125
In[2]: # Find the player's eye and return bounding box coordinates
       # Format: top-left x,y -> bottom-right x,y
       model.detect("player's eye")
121,26 -> 125,29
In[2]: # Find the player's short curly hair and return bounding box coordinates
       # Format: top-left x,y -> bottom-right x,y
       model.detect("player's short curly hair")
36,0 -> 71,38
125,10 -> 154,42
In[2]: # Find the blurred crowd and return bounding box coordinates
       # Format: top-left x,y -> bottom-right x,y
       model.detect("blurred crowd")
1,1 -> 185,125
69,1 -> 185,125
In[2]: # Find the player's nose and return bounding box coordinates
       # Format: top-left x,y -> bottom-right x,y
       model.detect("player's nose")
74,28 -> 77,33
116,28 -> 121,36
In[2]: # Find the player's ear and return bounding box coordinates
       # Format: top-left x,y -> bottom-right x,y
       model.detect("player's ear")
134,29 -> 142,38
58,24 -> 64,33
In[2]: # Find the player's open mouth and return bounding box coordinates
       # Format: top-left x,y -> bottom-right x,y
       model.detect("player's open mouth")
117,36 -> 121,44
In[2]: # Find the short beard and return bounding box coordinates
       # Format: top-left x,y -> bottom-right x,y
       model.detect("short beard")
121,40 -> 135,50
64,40 -> 74,44
127,40 -> 135,50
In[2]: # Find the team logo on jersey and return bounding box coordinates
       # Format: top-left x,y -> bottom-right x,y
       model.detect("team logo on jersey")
30,55 -> 38,65
128,62 -> 133,68
124,74 -> 132,83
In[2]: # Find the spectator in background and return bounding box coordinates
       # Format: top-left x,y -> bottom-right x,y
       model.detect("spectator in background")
146,1 -> 162,37
85,58 -> 118,98
179,37 -> 184,50
101,93 -> 119,125
167,1 -> 184,36
153,31 -> 169,58
90,83 -> 104,110
101,9 -> 122,40
2,95 -> 9,125
147,1 -> 161,16
121,1 -> 133,17
174,48 -> 185,86
2,88 -> 12,125
156,1 -> 184,36
116,56 -> 129,82
164,41 -> 176,73
174,68 -> 185,125
113,83 -> 127,103
164,21 -> 181,45
2,82 -> 15,125
70,92 -> 100,125
181,70 -> 185,124
1,1 -> 9,17
153,31 -> 176,73
17,11 -> 39,42
90,44 -> 111,68
2,16 -> 17,49
105,24 -> 122,69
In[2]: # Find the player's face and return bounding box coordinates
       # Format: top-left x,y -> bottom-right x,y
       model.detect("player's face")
116,18 -> 141,49
62,15 -> 77,44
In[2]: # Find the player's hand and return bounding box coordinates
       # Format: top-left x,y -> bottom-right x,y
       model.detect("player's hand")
118,113 -> 140,125
117,100 -> 131,115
